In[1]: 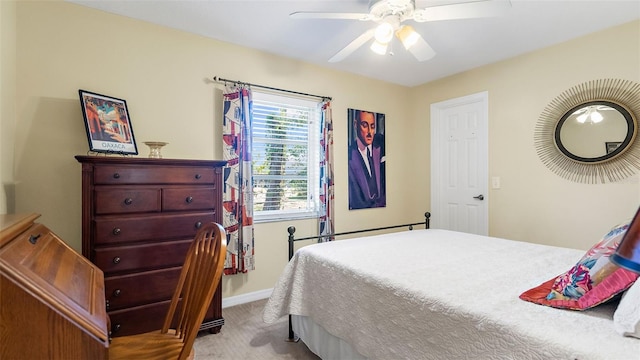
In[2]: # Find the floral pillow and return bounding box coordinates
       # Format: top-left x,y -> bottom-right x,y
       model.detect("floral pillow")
520,220 -> 639,310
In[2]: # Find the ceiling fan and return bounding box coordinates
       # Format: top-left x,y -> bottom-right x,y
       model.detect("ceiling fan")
290,0 -> 511,62
571,104 -> 617,124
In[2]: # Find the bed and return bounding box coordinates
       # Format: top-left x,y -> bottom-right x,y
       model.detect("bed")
263,218 -> 640,359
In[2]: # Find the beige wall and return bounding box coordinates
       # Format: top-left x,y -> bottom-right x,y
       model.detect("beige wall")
8,1 -> 425,299
1,0 -> 17,214
413,20 -> 640,250
3,1 -> 639,299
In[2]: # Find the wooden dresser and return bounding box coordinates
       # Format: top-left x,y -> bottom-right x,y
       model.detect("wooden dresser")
0,213 -> 109,359
75,156 -> 227,337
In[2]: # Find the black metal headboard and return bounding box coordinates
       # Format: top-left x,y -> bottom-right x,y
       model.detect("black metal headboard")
287,212 -> 431,261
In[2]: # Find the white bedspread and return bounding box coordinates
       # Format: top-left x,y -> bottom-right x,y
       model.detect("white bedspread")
263,229 -> 640,360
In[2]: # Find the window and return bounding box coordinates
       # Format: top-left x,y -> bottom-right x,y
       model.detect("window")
251,91 -> 321,222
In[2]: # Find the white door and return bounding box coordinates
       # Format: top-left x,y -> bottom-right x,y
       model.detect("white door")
430,92 -> 488,235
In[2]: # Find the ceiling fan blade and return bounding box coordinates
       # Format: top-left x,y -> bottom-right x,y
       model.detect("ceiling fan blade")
328,28 -> 376,63
406,34 -> 436,62
413,0 -> 511,22
290,11 -> 374,21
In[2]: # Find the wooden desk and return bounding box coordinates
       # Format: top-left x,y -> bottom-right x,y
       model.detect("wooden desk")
0,213 -> 109,360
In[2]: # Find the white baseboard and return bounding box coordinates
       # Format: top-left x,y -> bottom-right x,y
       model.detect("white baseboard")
222,288 -> 273,309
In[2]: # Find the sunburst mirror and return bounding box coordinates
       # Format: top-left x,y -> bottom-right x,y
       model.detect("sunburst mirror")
534,79 -> 640,183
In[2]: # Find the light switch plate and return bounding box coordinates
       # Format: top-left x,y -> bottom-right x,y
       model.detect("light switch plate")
492,176 -> 501,189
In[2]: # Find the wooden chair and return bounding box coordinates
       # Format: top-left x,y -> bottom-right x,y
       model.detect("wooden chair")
109,222 -> 227,360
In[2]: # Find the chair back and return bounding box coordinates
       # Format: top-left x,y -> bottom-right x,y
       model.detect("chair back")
162,222 -> 226,360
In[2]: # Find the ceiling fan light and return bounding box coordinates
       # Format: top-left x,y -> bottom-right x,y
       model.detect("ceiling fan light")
396,25 -> 420,50
576,113 -> 588,123
374,22 -> 394,44
370,40 -> 388,55
591,110 -> 604,123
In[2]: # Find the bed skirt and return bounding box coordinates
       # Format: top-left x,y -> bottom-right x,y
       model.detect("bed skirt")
292,315 -> 367,360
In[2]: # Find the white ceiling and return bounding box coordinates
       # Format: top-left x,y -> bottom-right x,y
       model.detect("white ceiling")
67,0 -> 640,87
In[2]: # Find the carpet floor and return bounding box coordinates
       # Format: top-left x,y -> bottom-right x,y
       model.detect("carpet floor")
194,299 -> 320,359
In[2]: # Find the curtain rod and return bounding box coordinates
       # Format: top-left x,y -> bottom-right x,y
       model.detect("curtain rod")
213,76 -> 332,101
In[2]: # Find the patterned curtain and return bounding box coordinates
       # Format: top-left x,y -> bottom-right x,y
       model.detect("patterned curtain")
221,84 -> 255,274
318,100 -> 334,242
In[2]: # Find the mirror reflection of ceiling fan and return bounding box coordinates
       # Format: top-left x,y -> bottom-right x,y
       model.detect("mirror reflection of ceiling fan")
290,0 -> 512,62
572,105 -> 616,124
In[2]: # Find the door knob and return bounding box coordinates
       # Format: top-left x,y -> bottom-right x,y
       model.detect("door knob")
473,194 -> 484,200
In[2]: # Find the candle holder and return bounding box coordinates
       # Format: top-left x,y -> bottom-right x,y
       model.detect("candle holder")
144,141 -> 168,159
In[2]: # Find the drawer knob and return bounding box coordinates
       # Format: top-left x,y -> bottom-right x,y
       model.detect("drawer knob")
124,198 -> 133,205
195,221 -> 202,229
113,228 -> 121,235
195,174 -> 202,180
28,234 -> 41,244
113,256 -> 121,264
186,196 -> 193,203
112,324 -> 121,333
113,173 -> 120,179
113,289 -> 121,297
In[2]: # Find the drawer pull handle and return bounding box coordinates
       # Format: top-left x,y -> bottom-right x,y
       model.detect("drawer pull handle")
112,324 -> 121,333
113,256 -> 121,264
124,198 -> 133,205
113,228 -> 121,235
113,173 -> 120,179
195,174 -> 202,180
113,289 -> 121,297
186,196 -> 193,203
29,234 -> 41,244
195,221 -> 202,229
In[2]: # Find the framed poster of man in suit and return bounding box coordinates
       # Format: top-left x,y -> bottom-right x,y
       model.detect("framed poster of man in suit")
348,108 -> 386,210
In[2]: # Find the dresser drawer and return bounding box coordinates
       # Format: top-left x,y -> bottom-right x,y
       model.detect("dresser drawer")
94,188 -> 161,215
108,300 -> 172,337
94,165 -> 215,185
105,267 -> 181,311
107,284 -> 222,337
94,240 -> 191,274
93,212 -> 216,245
162,187 -> 216,211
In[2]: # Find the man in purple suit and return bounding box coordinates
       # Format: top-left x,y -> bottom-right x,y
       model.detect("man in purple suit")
348,109 -> 386,209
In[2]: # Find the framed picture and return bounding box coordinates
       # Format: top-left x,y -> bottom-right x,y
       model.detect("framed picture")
606,141 -> 621,154
347,108 -> 386,210
78,89 -> 138,155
